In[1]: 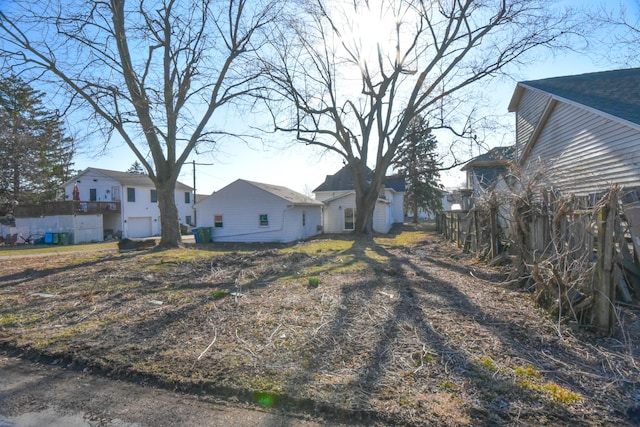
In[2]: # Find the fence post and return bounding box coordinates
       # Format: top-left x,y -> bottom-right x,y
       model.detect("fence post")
489,199 -> 498,258
595,192 -> 617,335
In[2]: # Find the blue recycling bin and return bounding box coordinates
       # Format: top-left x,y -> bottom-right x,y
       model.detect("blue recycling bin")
192,228 -> 201,243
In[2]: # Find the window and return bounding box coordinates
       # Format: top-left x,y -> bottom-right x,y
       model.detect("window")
127,187 -> 136,202
185,215 -> 192,226
150,189 -> 157,203
184,192 -> 191,204
214,215 -> 223,228
344,208 -> 355,230
259,214 -> 269,227
302,211 -> 306,226
89,188 -> 97,202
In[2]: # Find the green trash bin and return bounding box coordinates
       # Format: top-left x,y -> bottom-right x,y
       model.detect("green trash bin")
198,227 -> 212,243
51,233 -> 59,244
58,232 -> 70,245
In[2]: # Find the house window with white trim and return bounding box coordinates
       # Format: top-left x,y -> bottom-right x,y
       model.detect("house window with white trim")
150,189 -> 157,203
89,188 -> 97,202
127,187 -> 136,202
214,215 -> 223,228
344,208 -> 355,230
184,192 -> 191,204
259,214 -> 269,227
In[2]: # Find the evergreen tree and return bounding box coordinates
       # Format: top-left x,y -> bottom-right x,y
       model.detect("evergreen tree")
394,116 -> 442,223
126,161 -> 146,175
0,75 -> 75,214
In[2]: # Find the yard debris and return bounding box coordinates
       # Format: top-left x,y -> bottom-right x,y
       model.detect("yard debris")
148,300 -> 164,305
30,292 -> 58,298
1,223 -> 639,426
117,238 -> 156,252
377,291 -> 394,298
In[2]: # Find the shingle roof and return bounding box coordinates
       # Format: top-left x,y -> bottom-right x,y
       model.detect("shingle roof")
313,165 -> 406,192
243,180 -> 323,206
461,146 -> 514,171
66,167 -> 192,190
516,68 -> 640,126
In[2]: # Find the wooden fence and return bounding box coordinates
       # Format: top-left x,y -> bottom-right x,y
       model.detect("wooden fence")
436,188 -> 636,335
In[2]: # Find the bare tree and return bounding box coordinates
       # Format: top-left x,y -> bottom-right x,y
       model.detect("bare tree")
261,0 -> 575,234
591,0 -> 640,66
0,0 -> 279,248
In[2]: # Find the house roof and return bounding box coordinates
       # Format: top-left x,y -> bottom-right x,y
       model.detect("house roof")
313,165 -> 406,192
508,68 -> 640,127
242,179 -> 323,206
64,167 -> 192,190
461,146 -> 514,192
461,146 -> 514,171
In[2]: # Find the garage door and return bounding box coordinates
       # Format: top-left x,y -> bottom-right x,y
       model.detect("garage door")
127,217 -> 152,238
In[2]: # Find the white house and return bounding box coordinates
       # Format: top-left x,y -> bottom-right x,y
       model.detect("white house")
194,179 -> 323,243
14,168 -> 193,243
508,67 -> 640,197
61,168 -> 194,239
313,166 -> 405,233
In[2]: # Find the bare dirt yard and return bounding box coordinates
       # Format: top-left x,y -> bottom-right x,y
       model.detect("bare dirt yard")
1,223 -> 639,426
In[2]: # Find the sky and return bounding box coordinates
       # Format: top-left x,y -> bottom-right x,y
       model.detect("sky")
66,0 -> 638,197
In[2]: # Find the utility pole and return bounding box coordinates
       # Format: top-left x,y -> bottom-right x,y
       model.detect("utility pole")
191,160 -> 213,226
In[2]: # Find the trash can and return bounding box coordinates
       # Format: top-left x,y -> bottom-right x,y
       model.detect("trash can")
192,228 -> 201,243
58,232 -> 70,245
198,227 -> 212,243
51,233 -> 59,244
44,232 -> 54,244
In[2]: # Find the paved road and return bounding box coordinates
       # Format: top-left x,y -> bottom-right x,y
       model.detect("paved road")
0,354 -> 339,427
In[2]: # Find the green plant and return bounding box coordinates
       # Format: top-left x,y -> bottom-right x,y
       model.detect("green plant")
213,290 -> 230,299
308,277 -> 320,288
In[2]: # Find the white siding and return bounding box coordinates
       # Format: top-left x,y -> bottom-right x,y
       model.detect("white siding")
385,189 -> 405,223
319,192 -> 395,233
321,193 -> 356,233
515,89 -> 551,161
522,99 -> 640,196
63,169 -> 194,238
195,180 -> 322,243
372,202 -> 392,233
62,170 -> 121,202
15,215 -> 103,244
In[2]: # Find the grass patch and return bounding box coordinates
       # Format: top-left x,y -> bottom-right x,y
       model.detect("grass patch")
375,231 -> 425,248
0,242 -> 117,257
282,239 -> 354,255
519,380 -> 583,404
308,277 -> 320,288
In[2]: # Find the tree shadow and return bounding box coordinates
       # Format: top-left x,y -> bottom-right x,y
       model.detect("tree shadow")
264,237 -> 593,426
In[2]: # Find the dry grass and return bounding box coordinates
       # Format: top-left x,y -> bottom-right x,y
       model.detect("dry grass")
0,223 -> 639,426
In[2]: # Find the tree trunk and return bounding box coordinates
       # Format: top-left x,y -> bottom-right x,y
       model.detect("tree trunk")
156,179 -> 182,249
351,161 -> 385,235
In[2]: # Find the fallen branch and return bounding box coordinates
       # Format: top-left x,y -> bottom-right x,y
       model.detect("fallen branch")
197,328 -> 217,361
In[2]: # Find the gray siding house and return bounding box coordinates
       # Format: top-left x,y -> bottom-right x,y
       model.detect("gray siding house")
508,68 -> 640,196
461,146 -> 515,197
